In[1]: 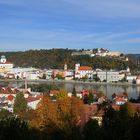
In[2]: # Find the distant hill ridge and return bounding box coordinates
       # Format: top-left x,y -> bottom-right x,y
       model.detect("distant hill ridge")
0,49 -> 138,70
127,54 -> 140,60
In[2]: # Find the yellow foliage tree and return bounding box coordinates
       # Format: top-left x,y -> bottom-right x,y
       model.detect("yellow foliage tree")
30,96 -> 84,136
56,89 -> 68,100
57,97 -> 84,134
30,96 -> 58,132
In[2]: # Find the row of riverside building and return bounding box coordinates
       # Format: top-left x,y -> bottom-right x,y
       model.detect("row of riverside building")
0,55 -> 140,84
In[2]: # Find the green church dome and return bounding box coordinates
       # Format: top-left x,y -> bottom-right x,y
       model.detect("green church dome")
1,55 -> 6,59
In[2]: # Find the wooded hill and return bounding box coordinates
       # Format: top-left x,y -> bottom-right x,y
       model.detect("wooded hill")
0,49 -> 138,71
128,54 -> 140,60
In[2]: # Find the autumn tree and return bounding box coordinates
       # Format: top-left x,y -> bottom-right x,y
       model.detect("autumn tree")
56,74 -> 65,80
57,97 -> 84,136
20,109 -> 36,122
30,96 -> 58,133
120,102 -> 137,118
97,91 -> 104,98
56,89 -> 68,100
30,96 -> 84,139
123,92 -> 128,98
13,92 -> 27,115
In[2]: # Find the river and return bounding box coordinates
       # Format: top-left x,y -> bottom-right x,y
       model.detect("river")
1,80 -> 140,99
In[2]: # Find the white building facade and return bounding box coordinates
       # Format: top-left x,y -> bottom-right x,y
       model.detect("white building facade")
0,55 -> 13,69
97,71 -> 125,82
75,64 -> 93,79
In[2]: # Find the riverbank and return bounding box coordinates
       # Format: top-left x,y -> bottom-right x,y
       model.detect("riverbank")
0,79 -> 139,86
0,79 -> 140,99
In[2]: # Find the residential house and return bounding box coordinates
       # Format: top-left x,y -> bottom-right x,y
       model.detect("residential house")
113,94 -> 128,105
26,95 -> 42,110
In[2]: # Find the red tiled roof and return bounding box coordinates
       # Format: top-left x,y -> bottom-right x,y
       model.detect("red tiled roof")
0,87 -> 20,95
78,66 -> 93,70
115,97 -> 127,102
79,104 -> 98,128
6,95 -> 14,101
0,91 -> 17,95
26,95 -> 42,103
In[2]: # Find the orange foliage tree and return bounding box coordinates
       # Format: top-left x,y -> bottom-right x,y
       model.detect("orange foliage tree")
30,96 -> 84,136
57,97 -> 84,133
56,89 -> 68,100
30,95 -> 58,133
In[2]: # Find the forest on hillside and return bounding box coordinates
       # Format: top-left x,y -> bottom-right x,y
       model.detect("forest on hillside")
128,54 -> 140,60
0,49 -> 139,71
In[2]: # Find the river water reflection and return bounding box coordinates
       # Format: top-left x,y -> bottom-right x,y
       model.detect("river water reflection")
1,81 -> 140,99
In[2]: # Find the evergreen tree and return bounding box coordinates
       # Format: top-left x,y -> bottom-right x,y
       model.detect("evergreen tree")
83,119 -> 102,140
13,93 -> 27,114
0,117 -> 30,140
87,93 -> 94,104
83,93 -> 94,104
72,87 -> 77,97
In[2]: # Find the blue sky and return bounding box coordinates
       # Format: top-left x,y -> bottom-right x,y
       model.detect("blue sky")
0,0 -> 140,53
